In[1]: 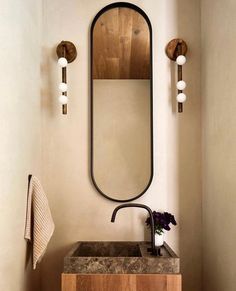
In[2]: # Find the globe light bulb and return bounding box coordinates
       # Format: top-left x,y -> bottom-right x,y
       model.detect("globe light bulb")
176,93 -> 186,103
59,82 -> 68,92
58,95 -> 68,104
176,80 -> 186,90
58,57 -> 68,67
176,55 -> 186,65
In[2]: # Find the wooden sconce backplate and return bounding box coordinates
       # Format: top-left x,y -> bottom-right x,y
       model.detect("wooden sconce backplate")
165,39 -> 188,61
56,41 -> 77,63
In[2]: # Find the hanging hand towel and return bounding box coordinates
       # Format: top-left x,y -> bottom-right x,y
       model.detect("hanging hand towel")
24,175 -> 55,269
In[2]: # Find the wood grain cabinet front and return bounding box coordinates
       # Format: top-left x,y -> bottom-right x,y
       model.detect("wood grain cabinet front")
62,274 -> 182,291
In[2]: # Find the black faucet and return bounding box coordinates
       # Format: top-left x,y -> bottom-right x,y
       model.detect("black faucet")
111,203 -> 157,256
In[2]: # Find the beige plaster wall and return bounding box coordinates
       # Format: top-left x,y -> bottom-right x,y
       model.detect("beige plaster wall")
41,1 -> 201,290
0,0 -> 42,290
201,0 -> 236,290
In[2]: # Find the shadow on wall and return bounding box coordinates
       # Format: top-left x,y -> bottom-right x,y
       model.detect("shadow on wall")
41,244 -> 74,291
176,1 -> 202,291
24,244 -> 41,291
41,46 -> 58,117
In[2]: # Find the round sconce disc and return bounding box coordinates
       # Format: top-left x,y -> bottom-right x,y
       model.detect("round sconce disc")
165,39 -> 188,61
56,41 -> 77,63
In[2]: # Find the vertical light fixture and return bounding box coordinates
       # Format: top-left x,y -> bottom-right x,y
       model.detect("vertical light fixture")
56,41 -> 77,114
166,39 -> 188,113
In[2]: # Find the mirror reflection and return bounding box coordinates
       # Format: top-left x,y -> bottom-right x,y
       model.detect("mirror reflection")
91,4 -> 153,201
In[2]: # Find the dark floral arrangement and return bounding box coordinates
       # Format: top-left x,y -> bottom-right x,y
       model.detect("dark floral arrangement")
145,211 -> 177,235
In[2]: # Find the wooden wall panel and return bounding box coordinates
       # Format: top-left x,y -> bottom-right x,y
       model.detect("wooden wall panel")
93,7 -> 150,79
62,274 -> 181,291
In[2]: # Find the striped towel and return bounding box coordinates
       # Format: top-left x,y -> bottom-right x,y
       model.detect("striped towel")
24,175 -> 55,269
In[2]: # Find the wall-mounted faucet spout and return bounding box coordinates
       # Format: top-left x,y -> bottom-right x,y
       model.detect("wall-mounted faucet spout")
111,203 -> 157,256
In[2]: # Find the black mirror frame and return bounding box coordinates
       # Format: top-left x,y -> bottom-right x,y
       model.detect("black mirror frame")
90,2 -> 154,202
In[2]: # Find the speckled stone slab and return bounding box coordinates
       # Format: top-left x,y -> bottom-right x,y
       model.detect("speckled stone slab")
64,241 -> 179,274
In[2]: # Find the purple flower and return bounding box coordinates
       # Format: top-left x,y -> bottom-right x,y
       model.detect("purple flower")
163,224 -> 171,231
164,212 -> 177,226
145,211 -> 177,234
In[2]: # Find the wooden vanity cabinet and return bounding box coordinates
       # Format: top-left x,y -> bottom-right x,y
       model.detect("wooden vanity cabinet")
62,273 -> 182,291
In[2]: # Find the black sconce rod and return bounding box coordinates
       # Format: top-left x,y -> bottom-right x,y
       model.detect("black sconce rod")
62,45 -> 67,115
177,42 -> 183,113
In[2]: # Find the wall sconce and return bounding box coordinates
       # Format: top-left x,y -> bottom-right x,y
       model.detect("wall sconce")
56,41 -> 77,115
166,39 -> 188,113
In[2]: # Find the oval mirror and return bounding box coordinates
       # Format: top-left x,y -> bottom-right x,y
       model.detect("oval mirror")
91,3 -> 153,202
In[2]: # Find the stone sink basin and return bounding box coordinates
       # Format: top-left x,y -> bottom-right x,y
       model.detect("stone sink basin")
64,241 -> 179,274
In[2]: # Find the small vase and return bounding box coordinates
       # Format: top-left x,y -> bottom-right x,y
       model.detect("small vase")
155,233 -> 164,247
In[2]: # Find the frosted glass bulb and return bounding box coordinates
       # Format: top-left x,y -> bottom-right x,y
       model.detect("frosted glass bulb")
58,57 -> 68,67
59,82 -> 68,92
58,95 -> 68,104
176,55 -> 186,65
177,93 -> 186,103
176,80 -> 186,90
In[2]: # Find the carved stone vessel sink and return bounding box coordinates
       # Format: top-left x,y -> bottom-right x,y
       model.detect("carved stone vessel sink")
64,241 -> 179,274
75,241 -> 142,257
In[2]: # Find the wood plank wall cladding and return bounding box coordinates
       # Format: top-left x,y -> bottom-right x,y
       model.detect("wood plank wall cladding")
93,8 -> 150,79
62,274 -> 182,291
